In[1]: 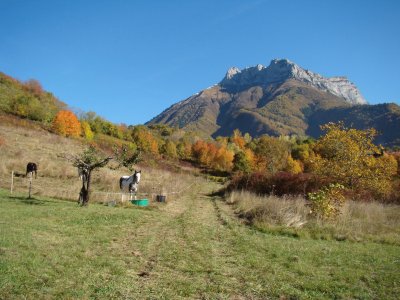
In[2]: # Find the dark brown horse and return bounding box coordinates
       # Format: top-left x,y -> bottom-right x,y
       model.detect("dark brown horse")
26,162 -> 38,179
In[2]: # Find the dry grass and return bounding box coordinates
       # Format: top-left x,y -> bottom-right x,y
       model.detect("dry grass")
228,190 -> 400,244
0,120 -> 199,205
227,190 -> 308,228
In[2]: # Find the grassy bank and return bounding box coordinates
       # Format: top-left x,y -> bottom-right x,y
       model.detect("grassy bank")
228,190 -> 400,245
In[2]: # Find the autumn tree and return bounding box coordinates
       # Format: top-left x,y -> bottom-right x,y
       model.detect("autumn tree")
52,110 -> 81,137
162,140 -> 178,159
81,121 -> 94,141
192,140 -> 209,165
233,148 -> 255,173
250,136 -> 290,174
213,145 -> 234,171
310,122 -> 398,198
176,140 -> 192,160
132,126 -> 160,157
285,155 -> 303,174
230,129 -> 246,150
23,79 -> 44,96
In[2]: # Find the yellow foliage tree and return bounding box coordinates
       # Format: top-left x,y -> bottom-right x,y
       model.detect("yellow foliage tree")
163,140 -> 178,159
177,141 -> 192,160
310,122 -> 398,198
52,110 -> 81,137
81,121 -> 94,141
213,145 -> 234,171
231,129 -> 246,150
285,155 -> 303,174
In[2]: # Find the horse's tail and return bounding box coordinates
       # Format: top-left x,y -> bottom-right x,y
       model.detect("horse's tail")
119,177 -> 123,190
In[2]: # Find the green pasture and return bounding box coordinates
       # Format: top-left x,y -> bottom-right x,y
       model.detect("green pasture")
0,188 -> 399,299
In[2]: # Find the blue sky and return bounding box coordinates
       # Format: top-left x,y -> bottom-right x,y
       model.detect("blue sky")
1,0 -> 399,125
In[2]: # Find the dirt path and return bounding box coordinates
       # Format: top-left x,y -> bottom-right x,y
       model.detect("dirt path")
117,180 -> 251,298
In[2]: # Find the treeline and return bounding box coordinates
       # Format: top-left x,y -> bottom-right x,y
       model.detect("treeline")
43,107 -> 305,176
227,123 -> 400,205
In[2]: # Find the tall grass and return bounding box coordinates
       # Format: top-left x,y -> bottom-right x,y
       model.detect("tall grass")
227,191 -> 309,228
228,190 -> 400,244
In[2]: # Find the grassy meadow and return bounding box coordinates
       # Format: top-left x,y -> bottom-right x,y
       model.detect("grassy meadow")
1,117 -> 400,299
1,187 -> 400,299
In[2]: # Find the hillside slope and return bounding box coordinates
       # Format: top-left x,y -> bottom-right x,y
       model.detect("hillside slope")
0,72 -> 66,123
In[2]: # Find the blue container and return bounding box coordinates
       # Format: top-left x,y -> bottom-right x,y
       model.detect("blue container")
131,199 -> 149,207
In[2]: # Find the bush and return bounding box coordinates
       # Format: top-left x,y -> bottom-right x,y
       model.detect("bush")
227,172 -> 331,196
307,183 -> 345,219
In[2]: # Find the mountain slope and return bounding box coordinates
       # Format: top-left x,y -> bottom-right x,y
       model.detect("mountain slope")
148,59 -> 400,146
307,103 -> 400,147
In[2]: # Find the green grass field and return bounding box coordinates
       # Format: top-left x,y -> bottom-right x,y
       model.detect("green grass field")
1,186 -> 399,299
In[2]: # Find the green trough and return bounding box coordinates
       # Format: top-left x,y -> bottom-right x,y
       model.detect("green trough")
131,199 -> 149,207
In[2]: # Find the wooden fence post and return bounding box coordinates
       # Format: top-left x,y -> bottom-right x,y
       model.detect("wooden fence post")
11,171 -> 14,194
28,173 -> 32,199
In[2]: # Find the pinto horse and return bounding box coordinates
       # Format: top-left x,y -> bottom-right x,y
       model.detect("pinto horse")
26,162 -> 38,179
120,170 -> 141,194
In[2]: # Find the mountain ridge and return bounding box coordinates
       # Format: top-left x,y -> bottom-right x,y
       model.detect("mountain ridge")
147,59 -> 400,146
220,59 -> 366,105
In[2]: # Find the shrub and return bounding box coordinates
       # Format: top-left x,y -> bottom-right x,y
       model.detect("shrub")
307,183 -> 345,219
227,172 -> 330,196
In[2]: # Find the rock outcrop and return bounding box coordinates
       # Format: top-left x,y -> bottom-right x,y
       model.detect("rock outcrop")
220,59 -> 366,105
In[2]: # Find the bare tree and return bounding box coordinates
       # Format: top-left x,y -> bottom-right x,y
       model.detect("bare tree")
113,145 -> 142,171
59,146 -> 112,206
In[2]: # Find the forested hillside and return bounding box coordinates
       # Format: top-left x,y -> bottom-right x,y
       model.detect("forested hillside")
0,72 -> 66,123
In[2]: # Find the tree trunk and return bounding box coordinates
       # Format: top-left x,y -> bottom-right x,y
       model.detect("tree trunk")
82,171 -> 91,206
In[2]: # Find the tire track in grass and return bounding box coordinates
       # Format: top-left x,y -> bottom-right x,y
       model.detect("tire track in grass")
133,182 -> 203,287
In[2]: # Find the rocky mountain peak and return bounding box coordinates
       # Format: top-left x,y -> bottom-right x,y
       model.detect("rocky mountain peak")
220,59 -> 367,105
225,67 -> 241,80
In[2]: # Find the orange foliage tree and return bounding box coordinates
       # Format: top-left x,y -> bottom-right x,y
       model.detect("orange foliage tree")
52,110 -> 81,137
192,140 -> 234,171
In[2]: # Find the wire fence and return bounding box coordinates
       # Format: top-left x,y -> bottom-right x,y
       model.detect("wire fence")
0,171 -> 199,204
